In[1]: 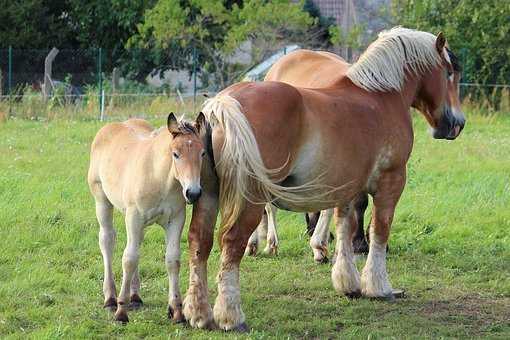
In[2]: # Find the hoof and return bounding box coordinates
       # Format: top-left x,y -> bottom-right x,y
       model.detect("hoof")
230,322 -> 249,333
345,291 -> 362,299
353,237 -> 369,254
315,256 -> 329,264
115,310 -> 129,323
129,294 -> 143,310
244,243 -> 258,256
263,245 -> 278,256
368,289 -> 404,302
168,305 -> 185,323
104,297 -> 117,312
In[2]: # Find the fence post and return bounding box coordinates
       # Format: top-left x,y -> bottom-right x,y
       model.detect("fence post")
43,47 -> 59,100
110,67 -> 119,109
97,47 -> 103,120
193,46 -> 197,112
8,46 -> 12,95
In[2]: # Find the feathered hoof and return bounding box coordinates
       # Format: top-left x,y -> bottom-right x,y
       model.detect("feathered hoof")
345,290 -> 362,299
263,244 -> 278,256
230,322 -> 249,333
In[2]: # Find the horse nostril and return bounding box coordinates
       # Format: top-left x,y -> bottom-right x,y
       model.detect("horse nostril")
185,188 -> 202,203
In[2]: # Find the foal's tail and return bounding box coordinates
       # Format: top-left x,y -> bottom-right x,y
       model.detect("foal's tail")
202,95 -> 329,232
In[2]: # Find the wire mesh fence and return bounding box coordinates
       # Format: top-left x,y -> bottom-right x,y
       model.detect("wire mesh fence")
0,46 -> 509,121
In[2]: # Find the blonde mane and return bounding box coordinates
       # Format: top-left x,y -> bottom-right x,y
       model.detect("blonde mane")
346,27 -> 441,92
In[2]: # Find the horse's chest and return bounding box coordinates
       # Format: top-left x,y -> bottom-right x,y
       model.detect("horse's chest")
139,193 -> 184,226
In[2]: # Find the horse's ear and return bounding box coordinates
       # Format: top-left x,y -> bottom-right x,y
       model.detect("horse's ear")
167,113 -> 179,137
436,32 -> 446,53
195,112 -> 207,137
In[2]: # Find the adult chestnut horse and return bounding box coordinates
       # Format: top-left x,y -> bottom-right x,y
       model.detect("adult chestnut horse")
245,50 -> 369,260
88,113 -> 208,323
183,27 -> 465,330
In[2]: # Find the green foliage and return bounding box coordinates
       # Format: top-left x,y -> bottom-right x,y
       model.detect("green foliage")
132,0 -> 314,88
392,0 -> 510,86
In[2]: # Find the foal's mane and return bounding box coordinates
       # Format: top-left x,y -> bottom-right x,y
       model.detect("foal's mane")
346,27 -> 442,92
151,119 -> 198,137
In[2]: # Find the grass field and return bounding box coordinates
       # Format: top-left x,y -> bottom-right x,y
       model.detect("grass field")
0,112 -> 509,339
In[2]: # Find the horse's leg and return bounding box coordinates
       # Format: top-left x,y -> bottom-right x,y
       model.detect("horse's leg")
183,190 -> 218,329
213,203 -> 265,331
310,208 -> 333,263
114,209 -> 144,322
164,209 -> 185,322
361,170 -> 405,298
96,200 -> 117,311
263,204 -> 279,255
353,193 -> 369,254
331,204 -> 361,297
129,268 -> 143,309
244,209 -> 267,256
305,211 -> 320,236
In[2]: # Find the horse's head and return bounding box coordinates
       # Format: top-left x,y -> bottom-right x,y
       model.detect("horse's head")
414,32 -> 465,140
167,112 -> 207,204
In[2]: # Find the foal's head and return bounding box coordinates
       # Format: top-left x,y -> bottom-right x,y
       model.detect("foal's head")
167,112 -> 207,204
414,33 -> 465,140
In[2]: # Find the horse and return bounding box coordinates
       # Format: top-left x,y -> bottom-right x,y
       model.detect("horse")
183,27 -> 465,331
245,50 -> 370,261
87,113 -> 208,323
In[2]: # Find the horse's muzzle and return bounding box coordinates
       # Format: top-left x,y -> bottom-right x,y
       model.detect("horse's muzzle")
433,109 -> 465,140
185,187 -> 202,204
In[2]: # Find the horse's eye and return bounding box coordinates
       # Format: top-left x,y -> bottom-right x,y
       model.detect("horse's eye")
201,150 -> 206,158
447,70 -> 453,78
173,152 -> 180,159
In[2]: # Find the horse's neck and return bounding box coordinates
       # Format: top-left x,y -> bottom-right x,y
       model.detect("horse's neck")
148,133 -> 176,186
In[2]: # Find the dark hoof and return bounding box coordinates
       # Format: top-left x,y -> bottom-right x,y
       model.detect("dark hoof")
369,289 -> 405,302
392,289 -> 405,299
115,310 -> 129,323
104,297 -> 117,312
231,322 -> 249,333
316,256 -> 329,264
129,294 -> 143,310
345,291 -> 362,299
353,238 -> 369,254
168,305 -> 185,323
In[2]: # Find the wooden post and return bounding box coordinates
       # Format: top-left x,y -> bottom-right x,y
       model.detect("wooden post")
109,67 -> 119,108
43,47 -> 59,100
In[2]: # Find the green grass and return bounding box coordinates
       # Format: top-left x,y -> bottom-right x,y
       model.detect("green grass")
0,112 -> 509,339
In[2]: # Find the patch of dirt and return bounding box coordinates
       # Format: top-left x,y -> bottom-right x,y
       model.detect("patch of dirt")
419,295 -> 510,334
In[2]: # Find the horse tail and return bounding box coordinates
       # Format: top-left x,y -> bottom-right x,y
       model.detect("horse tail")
202,94 -> 332,233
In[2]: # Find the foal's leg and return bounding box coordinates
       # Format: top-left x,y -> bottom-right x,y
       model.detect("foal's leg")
164,209 -> 186,322
331,204 -> 361,297
263,204 -> 279,255
183,190 -> 219,329
244,209 -> 267,256
309,208 -> 333,263
96,200 -> 117,310
361,171 -> 405,298
213,204 -> 265,331
129,268 -> 143,309
114,209 -> 144,322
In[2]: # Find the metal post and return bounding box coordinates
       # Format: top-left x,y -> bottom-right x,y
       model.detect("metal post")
284,46 -> 287,55
193,47 -> 197,112
43,47 -> 59,100
8,46 -> 12,95
98,48 -> 103,118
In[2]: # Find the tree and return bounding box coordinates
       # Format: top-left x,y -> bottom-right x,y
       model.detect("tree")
131,0 -> 315,89
392,0 -> 510,87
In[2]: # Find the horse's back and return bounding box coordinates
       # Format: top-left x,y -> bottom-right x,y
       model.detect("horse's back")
88,119 -> 155,203
265,49 -> 350,88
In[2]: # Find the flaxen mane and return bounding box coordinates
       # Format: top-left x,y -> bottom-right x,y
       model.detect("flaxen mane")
346,27 -> 442,92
